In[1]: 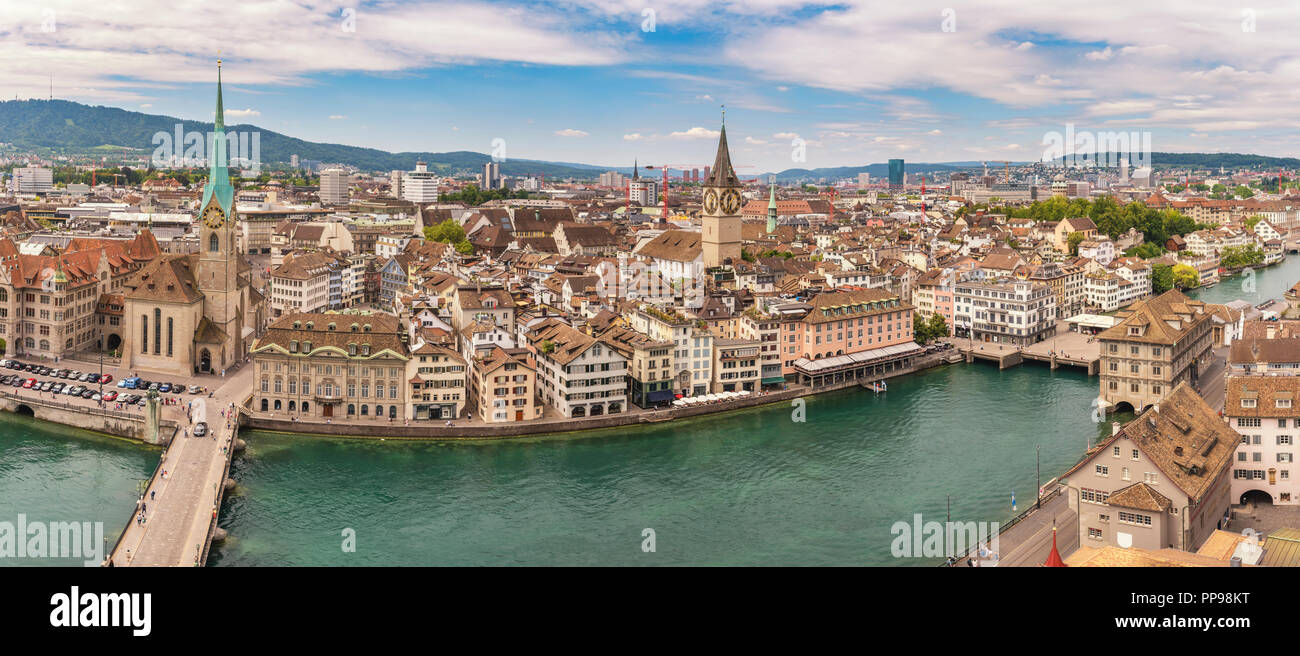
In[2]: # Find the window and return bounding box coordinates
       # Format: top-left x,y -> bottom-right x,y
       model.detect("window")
1278,399 -> 1293,409
1087,528 -> 1103,540
1143,472 -> 1158,485
1118,511 -> 1151,526
1242,398 -> 1257,408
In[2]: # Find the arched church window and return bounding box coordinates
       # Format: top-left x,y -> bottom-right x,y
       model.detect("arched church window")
209,233 -> 219,252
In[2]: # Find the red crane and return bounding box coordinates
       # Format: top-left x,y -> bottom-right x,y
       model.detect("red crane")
645,163 -> 753,218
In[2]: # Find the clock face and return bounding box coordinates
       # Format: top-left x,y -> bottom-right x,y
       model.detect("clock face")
703,189 -> 719,214
202,205 -> 225,229
721,189 -> 741,215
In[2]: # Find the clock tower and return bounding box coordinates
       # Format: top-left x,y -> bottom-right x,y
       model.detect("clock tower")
196,59 -> 245,360
701,109 -> 743,268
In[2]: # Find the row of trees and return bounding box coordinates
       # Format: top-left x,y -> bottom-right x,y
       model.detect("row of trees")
438,184 -> 534,206
1219,244 -> 1264,270
913,313 -> 950,345
1004,196 -> 1208,247
1151,262 -> 1200,294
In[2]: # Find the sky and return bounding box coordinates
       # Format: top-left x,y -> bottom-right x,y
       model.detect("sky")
3,0 -> 1300,172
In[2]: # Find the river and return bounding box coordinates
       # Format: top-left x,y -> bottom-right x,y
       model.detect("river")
4,255 -> 1293,566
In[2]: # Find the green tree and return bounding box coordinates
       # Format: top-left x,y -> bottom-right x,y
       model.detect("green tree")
1151,263 -> 1174,294
1172,263 -> 1200,289
1234,185 -> 1255,199
1244,215 -> 1264,231
1067,231 -> 1086,256
1123,242 -> 1164,259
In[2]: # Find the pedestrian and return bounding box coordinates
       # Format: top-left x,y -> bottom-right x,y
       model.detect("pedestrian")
150,490 -> 155,501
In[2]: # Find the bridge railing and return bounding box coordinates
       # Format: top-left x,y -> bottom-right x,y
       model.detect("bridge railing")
1,389 -> 158,422
937,483 -> 1065,566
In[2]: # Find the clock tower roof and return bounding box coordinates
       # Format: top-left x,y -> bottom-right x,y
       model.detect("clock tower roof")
200,59 -> 235,216
703,109 -> 741,189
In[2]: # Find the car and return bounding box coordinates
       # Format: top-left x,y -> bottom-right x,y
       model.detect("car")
51,382 -> 65,394
81,389 -> 95,399
102,391 -> 117,402
170,383 -> 185,394
117,379 -> 129,388
38,367 -> 51,376
122,377 -> 140,389
100,374 -> 113,384
91,393 -> 101,402
39,381 -> 53,392
0,375 -> 11,384
135,398 -> 146,407
10,378 -> 22,387
22,378 -> 36,389
66,385 -> 82,396
148,382 -> 160,391
188,385 -> 203,394
78,372 -> 91,382
194,422 -> 208,437
158,383 -> 172,393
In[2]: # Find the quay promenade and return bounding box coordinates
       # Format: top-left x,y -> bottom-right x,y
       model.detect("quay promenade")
946,326 -> 1101,376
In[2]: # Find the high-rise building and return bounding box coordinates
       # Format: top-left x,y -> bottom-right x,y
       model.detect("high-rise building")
319,168 -> 348,205
290,154 -> 299,169
482,162 -> 501,190
403,161 -> 439,203
13,167 -> 53,193
857,172 -> 870,187
888,159 -> 905,190
390,170 -> 403,198
599,171 -> 627,188
701,117 -> 743,267
628,179 -> 658,206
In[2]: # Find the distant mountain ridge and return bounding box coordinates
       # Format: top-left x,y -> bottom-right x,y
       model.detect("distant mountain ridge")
2,100 -> 1296,181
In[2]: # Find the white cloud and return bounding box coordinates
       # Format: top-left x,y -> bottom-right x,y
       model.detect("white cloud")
927,129 -> 942,135
669,127 -> 719,139
623,133 -> 643,141
772,132 -> 800,140
744,136 -> 767,145
555,128 -> 589,137
139,103 -> 152,108
329,115 -> 347,120
224,108 -> 260,118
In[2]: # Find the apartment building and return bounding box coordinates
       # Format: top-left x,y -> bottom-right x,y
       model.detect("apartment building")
1098,290 -> 1212,413
1227,375 -> 1300,506
406,342 -> 467,421
625,303 -> 714,397
1028,261 -> 1085,318
1060,383 -> 1236,552
527,319 -> 628,417
953,279 -> 1056,346
601,326 -> 674,408
270,251 -> 339,317
712,338 -> 762,393
471,345 -> 540,423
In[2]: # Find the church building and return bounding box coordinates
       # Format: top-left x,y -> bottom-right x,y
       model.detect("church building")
122,61 -> 266,376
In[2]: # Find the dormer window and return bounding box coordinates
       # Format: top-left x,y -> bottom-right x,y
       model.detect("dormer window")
289,340 -> 299,353
348,343 -> 357,356
293,321 -> 301,330
1242,398 -> 1257,408
305,321 -> 314,330
328,323 -> 336,331
303,341 -> 312,352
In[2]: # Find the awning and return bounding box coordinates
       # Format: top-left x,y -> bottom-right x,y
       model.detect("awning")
761,376 -> 786,384
791,341 -> 923,374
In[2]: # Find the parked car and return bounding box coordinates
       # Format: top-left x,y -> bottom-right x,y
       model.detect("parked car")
10,378 -> 23,387
100,374 -> 113,384
188,385 -> 203,394
39,381 -> 52,392
22,378 -> 36,389
122,377 -> 140,389
170,383 -> 185,394
81,389 -> 95,399
51,382 -> 65,394
158,383 -> 172,393
102,391 -> 118,402
194,422 -> 208,437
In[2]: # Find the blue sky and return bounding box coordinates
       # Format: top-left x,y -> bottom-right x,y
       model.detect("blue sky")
5,0 -> 1300,171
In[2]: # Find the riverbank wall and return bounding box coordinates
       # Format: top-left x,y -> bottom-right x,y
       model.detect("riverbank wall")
240,352 -> 951,440
0,391 -> 178,445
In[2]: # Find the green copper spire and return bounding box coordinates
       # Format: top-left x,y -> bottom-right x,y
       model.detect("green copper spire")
766,183 -> 777,234
201,58 -> 235,216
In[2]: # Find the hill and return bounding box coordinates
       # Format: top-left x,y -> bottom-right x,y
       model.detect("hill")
0,99 -> 604,178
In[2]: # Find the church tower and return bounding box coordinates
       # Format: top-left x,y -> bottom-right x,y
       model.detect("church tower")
766,182 -> 778,233
701,109 -> 743,267
196,59 -> 245,365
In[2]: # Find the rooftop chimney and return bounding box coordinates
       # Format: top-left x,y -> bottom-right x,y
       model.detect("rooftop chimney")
1111,421 -> 1121,436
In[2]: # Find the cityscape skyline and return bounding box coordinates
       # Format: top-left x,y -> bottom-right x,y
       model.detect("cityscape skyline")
6,1 -> 1300,171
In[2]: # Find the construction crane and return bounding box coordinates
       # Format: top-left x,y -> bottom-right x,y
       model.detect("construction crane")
983,160 -> 1013,182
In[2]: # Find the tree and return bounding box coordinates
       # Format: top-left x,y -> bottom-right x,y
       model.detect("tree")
1123,242 -> 1164,259
1067,231 -> 1086,256
913,312 -> 950,345
926,313 -> 949,341
1234,185 -> 1255,199
1172,263 -> 1199,289
1151,263 -> 1174,294
1244,215 -> 1264,231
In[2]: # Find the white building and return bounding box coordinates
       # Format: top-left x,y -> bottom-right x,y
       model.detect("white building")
319,168 -> 348,205
1228,376 -> 1300,505
953,279 -> 1057,345
629,179 -> 658,207
13,167 -> 53,193
528,320 -> 628,417
403,162 -> 440,204
1078,238 -> 1116,266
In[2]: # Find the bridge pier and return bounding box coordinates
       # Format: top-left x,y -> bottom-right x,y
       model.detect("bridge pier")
223,478 -> 237,491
